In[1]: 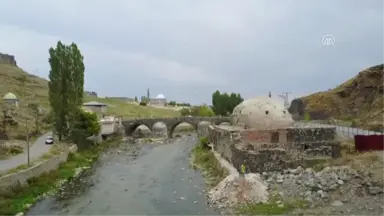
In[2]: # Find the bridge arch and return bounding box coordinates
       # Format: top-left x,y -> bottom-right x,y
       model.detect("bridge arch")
212,119 -> 232,126
122,116 -> 232,138
126,122 -> 152,137
168,121 -> 198,138
151,121 -> 168,137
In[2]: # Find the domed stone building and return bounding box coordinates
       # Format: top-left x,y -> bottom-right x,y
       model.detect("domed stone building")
3,92 -> 19,107
231,96 -> 294,130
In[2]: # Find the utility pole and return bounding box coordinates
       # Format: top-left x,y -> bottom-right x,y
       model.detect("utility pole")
278,92 -> 291,108
20,75 -> 31,167
25,118 -> 30,166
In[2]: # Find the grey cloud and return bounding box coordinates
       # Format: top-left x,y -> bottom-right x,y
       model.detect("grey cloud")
0,0 -> 382,104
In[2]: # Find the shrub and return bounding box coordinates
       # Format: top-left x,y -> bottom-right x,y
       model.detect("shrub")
139,101 -> 147,106
199,137 -> 209,149
7,145 -> 23,155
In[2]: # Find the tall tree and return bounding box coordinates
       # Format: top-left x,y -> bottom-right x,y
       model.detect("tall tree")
49,41 -> 67,140
211,90 -> 243,116
48,41 -> 85,140
67,43 -> 85,131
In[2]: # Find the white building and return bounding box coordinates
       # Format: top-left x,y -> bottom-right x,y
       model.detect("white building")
149,94 -> 167,106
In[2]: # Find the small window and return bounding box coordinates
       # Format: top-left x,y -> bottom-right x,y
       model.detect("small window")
265,110 -> 269,115
283,110 -> 286,114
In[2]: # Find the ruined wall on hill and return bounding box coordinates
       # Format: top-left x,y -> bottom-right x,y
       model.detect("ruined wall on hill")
0,52 -> 17,66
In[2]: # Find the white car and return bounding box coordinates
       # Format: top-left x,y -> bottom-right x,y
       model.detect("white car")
45,136 -> 54,145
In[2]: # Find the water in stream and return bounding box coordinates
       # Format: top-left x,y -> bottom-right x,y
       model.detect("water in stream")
27,135 -> 218,215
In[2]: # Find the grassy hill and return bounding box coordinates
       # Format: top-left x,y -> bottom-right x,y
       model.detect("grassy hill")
0,63 -> 180,139
83,96 -> 180,118
300,64 -> 383,131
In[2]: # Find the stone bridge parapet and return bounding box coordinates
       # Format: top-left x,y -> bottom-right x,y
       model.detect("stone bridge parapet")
122,116 -> 231,138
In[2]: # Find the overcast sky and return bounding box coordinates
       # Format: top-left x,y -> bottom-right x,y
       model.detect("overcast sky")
0,0 -> 382,105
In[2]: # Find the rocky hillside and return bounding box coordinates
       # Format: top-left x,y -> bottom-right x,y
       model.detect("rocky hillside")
0,63 -> 50,139
290,64 -> 383,131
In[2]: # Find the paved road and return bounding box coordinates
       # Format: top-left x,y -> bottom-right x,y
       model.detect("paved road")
0,132 -> 52,174
27,135 -> 218,215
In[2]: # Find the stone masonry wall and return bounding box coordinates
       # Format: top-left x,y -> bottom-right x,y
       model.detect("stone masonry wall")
207,125 -> 340,173
0,52 -> 17,66
0,145 -> 77,191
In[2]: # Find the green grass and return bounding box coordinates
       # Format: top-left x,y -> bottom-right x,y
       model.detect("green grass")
236,198 -> 308,215
0,136 -> 121,215
84,96 -> 180,118
191,137 -> 228,187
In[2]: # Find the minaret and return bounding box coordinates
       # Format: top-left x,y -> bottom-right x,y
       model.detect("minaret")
147,88 -> 150,100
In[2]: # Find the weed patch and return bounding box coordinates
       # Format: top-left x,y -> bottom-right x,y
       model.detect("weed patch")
236,198 -> 308,215
191,138 -> 228,187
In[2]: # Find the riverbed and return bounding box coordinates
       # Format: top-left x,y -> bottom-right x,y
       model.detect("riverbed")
26,135 -> 218,215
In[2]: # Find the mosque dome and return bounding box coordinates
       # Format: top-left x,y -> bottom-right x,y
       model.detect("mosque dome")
155,94 -> 165,99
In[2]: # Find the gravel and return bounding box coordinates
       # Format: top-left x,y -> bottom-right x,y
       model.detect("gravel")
262,165 -> 384,215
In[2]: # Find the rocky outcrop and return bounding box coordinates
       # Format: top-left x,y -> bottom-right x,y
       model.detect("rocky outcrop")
296,64 -> 383,131
0,53 -> 17,66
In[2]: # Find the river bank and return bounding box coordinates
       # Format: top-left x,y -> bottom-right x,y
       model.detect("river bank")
0,136 -> 122,216
25,135 -> 218,215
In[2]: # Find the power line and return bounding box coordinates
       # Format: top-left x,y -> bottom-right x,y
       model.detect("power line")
278,92 -> 291,108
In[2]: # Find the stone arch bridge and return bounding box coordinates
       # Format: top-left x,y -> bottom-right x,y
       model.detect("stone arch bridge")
122,116 -> 231,138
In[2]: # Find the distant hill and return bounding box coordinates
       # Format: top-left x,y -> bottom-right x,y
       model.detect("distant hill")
0,61 -> 180,139
289,64 -> 383,131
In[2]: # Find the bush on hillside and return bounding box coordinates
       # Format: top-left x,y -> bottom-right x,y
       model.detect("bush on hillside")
139,101 -> 147,106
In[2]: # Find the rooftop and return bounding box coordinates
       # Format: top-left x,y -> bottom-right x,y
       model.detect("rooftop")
3,92 -> 18,100
82,101 -> 107,107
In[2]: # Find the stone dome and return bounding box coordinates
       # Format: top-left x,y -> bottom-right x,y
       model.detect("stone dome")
232,96 -> 294,129
3,92 -> 18,100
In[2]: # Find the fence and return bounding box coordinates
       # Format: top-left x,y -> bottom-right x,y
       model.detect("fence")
296,120 -> 384,152
297,120 -> 383,139
354,135 -> 384,152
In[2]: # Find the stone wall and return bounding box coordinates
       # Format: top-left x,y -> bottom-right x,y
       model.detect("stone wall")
207,125 -> 341,173
0,145 -> 77,191
0,52 -> 17,66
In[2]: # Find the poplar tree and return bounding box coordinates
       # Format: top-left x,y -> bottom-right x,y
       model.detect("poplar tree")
48,41 -> 85,140
67,43 -> 85,130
